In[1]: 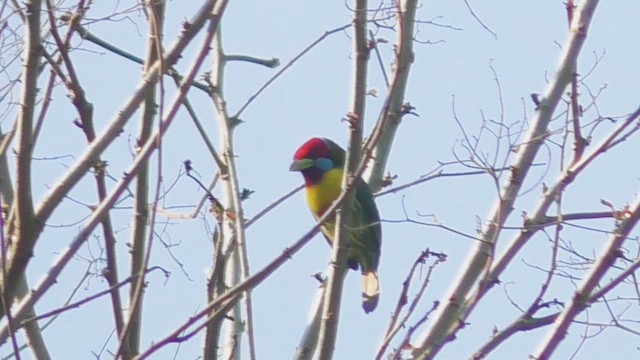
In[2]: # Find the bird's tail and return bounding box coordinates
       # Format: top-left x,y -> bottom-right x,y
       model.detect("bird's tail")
361,270 -> 380,313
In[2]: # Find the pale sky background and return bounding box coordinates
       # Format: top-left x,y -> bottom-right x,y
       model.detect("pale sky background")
4,1 -> 640,359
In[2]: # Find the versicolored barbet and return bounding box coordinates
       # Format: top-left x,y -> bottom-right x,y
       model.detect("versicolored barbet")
289,137 -> 381,313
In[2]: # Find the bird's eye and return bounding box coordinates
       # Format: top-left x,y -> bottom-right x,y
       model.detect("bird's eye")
314,157 -> 334,170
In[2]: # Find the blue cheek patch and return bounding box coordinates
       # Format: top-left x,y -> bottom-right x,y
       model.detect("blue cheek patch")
314,157 -> 334,171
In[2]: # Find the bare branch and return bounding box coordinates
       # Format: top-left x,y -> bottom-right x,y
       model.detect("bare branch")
32,0 -> 222,237
3,0 -> 40,309
363,0 -> 417,192
205,3 -> 256,357
0,4 -> 227,344
534,193 -> 640,359
413,2 -> 602,358
317,1 -> 369,357
121,1 -> 166,357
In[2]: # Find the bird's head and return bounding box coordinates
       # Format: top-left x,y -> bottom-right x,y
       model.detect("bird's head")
289,137 -> 345,185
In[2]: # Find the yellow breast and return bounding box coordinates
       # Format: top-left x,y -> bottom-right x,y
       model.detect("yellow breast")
305,168 -> 343,216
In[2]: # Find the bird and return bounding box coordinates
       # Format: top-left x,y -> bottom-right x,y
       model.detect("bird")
289,137 -> 381,313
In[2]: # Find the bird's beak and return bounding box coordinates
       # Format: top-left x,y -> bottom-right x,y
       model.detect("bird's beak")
289,158 -> 314,172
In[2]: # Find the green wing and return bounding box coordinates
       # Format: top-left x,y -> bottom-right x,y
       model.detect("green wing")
350,177 -> 381,273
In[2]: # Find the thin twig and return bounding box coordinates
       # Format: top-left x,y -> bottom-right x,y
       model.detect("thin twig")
462,0 -> 497,39
232,23 -> 351,119
376,250 -> 446,360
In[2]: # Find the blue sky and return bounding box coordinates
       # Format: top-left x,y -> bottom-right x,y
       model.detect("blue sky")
4,1 -> 640,359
